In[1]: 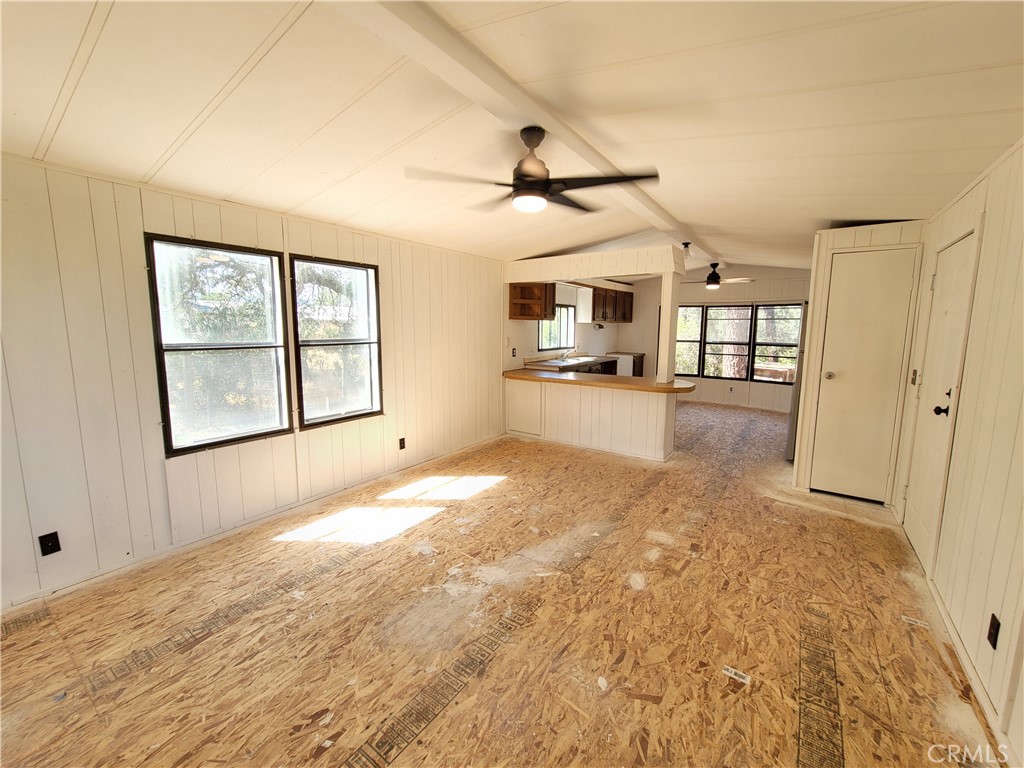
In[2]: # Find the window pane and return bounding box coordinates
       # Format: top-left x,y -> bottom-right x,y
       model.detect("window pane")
294,261 -> 373,341
755,304 -> 802,345
676,306 -> 702,341
164,348 -> 287,449
538,305 -> 575,350
675,341 -> 700,375
753,345 -> 799,382
300,344 -> 380,423
705,306 -> 752,343
154,241 -> 278,345
703,343 -> 749,379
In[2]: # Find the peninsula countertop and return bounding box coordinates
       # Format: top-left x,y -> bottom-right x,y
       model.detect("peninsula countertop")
503,368 -> 695,394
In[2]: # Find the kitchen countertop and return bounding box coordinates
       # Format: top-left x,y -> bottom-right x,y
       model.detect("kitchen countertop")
504,368 -> 696,394
523,355 -> 615,372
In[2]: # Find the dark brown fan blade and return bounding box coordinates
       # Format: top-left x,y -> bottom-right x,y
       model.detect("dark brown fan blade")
548,193 -> 595,212
469,191 -> 515,211
549,172 -> 658,192
405,166 -> 512,186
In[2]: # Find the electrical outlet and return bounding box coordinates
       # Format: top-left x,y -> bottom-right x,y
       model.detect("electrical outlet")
988,614 -> 1001,649
39,531 -> 61,556
512,348 -> 517,357
399,437 -> 406,450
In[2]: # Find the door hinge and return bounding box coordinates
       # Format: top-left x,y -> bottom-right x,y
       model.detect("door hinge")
902,483 -> 910,500
930,273 -> 936,290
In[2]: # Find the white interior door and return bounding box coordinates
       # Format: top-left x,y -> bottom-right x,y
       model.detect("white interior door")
810,248 -> 916,501
903,233 -> 979,572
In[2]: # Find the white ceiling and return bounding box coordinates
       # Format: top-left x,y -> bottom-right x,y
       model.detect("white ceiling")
3,1 -> 1021,268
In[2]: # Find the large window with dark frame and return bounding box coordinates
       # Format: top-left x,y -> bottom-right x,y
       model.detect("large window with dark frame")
291,256 -> 382,427
752,304 -> 802,383
674,303 -> 802,384
146,235 -> 290,455
675,305 -> 703,376
701,305 -> 753,380
538,304 -> 576,351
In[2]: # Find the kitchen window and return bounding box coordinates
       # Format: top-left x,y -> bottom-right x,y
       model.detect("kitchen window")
291,256 -> 382,427
146,235 -> 290,455
538,304 -> 575,351
752,304 -> 802,383
701,305 -> 753,380
675,306 -> 703,376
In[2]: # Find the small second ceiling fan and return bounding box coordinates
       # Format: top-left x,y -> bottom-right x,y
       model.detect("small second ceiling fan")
414,125 -> 658,213
679,243 -> 755,290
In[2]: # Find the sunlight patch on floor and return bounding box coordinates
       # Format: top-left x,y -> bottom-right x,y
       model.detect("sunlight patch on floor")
379,475 -> 506,501
275,506 -> 445,544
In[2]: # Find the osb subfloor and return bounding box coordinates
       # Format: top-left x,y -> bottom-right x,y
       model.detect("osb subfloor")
1,403 -> 996,767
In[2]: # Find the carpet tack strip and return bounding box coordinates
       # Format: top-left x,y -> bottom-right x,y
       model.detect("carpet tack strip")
798,606 -> 845,768
85,552 -> 356,693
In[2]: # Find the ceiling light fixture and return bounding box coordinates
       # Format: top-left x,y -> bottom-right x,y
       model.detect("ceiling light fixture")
705,263 -> 722,290
512,190 -> 547,213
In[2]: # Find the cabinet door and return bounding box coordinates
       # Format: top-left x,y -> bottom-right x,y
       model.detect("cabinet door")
620,292 -> 634,323
509,283 -> 555,320
592,288 -> 607,321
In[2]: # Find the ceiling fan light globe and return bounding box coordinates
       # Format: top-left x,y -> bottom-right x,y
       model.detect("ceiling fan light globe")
705,281 -> 720,290
512,191 -> 547,213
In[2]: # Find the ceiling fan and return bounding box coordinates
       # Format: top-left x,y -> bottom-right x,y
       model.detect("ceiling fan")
412,125 -> 657,213
679,243 -> 755,290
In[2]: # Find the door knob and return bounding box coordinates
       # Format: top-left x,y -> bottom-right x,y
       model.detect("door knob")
823,371 -> 836,380
933,405 -> 950,416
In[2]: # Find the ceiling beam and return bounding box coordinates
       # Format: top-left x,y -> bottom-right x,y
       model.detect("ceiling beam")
337,1 -> 719,268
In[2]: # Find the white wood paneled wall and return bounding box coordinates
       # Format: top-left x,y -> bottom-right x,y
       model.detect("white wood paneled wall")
675,380 -> 794,413
1,158 -> 502,606
505,379 -> 675,461
927,147 -> 1023,741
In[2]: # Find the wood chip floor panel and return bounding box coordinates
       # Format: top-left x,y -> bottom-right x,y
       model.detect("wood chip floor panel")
0,402 -> 996,767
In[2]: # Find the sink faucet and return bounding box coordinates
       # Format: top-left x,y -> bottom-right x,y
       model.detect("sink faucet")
559,348 -> 576,360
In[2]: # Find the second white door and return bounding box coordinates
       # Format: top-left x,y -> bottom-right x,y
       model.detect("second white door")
810,248 -> 916,501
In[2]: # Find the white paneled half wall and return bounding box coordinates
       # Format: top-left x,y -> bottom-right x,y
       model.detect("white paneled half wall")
1,158 -> 503,606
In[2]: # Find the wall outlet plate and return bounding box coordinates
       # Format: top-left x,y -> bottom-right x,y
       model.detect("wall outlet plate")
39,531 -> 61,556
988,614 -> 1000,649
399,437 -> 406,450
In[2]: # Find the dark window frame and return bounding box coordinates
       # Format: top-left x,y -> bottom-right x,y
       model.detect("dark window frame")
674,305 -> 704,376
290,254 -> 384,430
752,303 -> 802,385
700,304 -> 754,381
537,304 -> 576,351
673,301 -> 803,386
145,233 -> 293,457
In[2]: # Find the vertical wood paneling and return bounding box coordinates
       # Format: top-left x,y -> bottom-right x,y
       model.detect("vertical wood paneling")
310,223 -> 339,259
271,433 -> 298,509
113,183 -> 172,550
220,205 -> 258,248
2,161 -> 99,588
330,423 -> 347,490
49,170 -> 134,569
192,200 -> 222,242
399,243 -> 419,463
360,418 -> 385,481
342,421 -> 362,488
140,188 -> 174,234
429,250 -> 447,456
238,440 -> 277,518
306,427 -> 334,497
89,178 -> 155,554
286,218 -> 311,256
172,196 -> 194,238
1,348 -> 41,602
214,448 -> 244,529
195,451 -> 220,534
925,147 -> 1022,724
165,455 -> 203,544
378,242 -> 400,473
257,212 -> 284,252
294,429 -> 312,501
